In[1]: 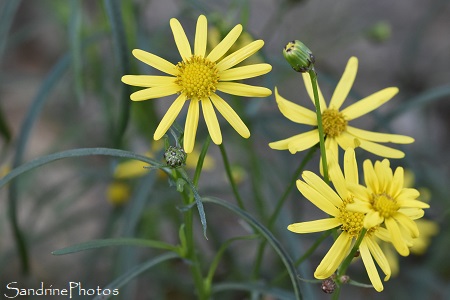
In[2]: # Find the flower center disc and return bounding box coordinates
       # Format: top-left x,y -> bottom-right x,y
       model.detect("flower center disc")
372,193 -> 399,218
176,56 -> 220,100
322,109 -> 347,137
339,197 -> 365,237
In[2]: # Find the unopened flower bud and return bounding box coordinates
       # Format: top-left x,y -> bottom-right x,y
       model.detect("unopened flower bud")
321,277 -> 337,294
339,275 -> 350,284
283,40 -> 315,73
164,146 -> 186,168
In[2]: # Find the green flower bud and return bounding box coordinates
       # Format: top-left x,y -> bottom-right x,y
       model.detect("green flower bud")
283,40 -> 315,73
164,146 -> 186,168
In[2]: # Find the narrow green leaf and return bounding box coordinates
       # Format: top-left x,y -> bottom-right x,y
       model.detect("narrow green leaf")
68,0 -> 84,105
92,252 -> 179,300
203,197 -> 303,300
104,0 -> 131,145
178,168 -> 208,239
52,238 -> 178,255
0,0 -> 22,59
0,147 -> 164,190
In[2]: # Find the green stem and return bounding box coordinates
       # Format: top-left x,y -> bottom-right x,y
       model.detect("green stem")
219,143 -> 245,210
332,228 -> 367,299
193,136 -> 211,187
178,171 -> 207,299
308,69 -> 329,184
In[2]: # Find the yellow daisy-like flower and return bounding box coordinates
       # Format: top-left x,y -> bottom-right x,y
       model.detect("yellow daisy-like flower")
122,15 -> 272,153
269,56 -> 414,164
288,148 -> 391,292
346,158 -> 430,257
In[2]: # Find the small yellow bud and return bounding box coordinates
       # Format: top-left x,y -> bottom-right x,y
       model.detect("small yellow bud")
283,40 -> 315,73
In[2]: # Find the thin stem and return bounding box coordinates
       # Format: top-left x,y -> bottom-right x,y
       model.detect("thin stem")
308,69 -> 329,184
332,228 -> 367,299
219,143 -> 245,210
178,170 -> 207,299
193,136 -> 211,187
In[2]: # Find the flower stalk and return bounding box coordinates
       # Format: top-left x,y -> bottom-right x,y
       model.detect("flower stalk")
308,69 -> 329,183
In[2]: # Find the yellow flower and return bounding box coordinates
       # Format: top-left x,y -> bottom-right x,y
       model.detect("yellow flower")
346,158 -> 430,257
269,56 -> 414,164
122,15 -> 272,153
288,148 -> 391,292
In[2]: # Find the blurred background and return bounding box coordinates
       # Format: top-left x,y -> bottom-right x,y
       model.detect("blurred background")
0,0 -> 449,299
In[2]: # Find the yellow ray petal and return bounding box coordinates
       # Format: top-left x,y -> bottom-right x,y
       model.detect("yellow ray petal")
388,166 -> 404,198
329,57 -> 358,110
346,200 -> 372,214
121,75 -> 176,87
365,237 -> 391,281
335,131 -> 362,150
194,15 -> 207,57
132,49 -> 177,76
216,40 -> 264,71
302,72 -> 327,112
364,210 -> 384,229
341,87 -> 399,120
315,232 -> 352,279
268,130 -> 315,151
130,84 -> 181,101
346,126 -> 414,144
398,208 -> 424,220
385,217 -> 410,256
219,63 -> 272,81
359,240 -> 384,292
286,130 -> 320,153
344,148 -> 358,185
154,95 -> 186,140
184,99 -> 200,153
169,18 -> 192,60
397,199 -> 429,209
296,178 -> 340,216
358,139 -> 405,159
396,188 -> 420,201
301,171 -> 343,208
216,82 -> 271,97
327,153 -> 348,200
274,87 -> 317,125
288,218 -> 342,233
393,212 -> 419,238
209,93 -> 250,138
201,97 -> 222,145
207,24 -> 242,62
363,159 -> 378,194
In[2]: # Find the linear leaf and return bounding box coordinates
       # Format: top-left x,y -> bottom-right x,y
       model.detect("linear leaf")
0,147 -> 164,190
52,238 -> 177,255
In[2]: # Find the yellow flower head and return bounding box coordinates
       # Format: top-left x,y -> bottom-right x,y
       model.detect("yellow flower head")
269,57 -> 414,164
122,15 -> 272,153
346,158 -> 430,257
288,148 -> 391,292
